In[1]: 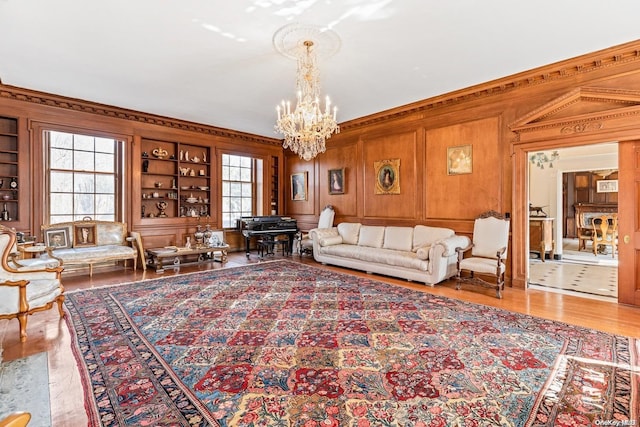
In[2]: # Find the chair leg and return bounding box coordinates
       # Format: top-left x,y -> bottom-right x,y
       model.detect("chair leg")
56,295 -> 65,318
17,312 -> 27,343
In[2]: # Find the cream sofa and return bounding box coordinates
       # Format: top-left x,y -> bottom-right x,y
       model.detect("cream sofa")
311,223 -> 470,285
41,220 -> 145,276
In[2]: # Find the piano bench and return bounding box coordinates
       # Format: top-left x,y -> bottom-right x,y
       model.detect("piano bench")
258,237 -> 289,258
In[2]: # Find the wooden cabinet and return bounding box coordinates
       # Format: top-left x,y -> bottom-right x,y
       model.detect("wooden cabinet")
140,138 -> 211,220
530,217 -> 555,261
0,116 -> 19,223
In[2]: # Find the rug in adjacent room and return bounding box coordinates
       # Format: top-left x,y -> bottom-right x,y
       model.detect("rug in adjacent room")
64,260 -> 638,426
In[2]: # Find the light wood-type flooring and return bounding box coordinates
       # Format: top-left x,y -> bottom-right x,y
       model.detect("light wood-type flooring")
1,251 -> 639,426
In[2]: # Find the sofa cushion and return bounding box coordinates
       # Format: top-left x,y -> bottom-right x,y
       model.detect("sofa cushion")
319,244 -> 429,271
337,223 -> 361,245
319,235 -> 343,246
357,226 -> 385,248
412,225 -> 454,251
415,245 -> 431,260
383,226 -> 413,252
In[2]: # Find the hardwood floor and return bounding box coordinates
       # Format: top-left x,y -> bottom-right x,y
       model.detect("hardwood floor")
1,251 -> 639,426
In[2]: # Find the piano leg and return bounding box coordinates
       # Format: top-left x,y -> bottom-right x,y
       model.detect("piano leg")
245,236 -> 251,258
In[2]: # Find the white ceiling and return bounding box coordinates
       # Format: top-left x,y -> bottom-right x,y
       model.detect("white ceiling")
1,0 -> 640,139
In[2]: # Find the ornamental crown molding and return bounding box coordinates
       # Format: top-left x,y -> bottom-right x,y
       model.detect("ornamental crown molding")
340,41 -> 640,132
0,84 -> 282,146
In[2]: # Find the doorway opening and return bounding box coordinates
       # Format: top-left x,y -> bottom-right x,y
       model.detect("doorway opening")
527,142 -> 618,301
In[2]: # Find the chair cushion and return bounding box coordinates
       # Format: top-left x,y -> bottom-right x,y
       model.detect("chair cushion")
472,216 -> 510,259
460,257 -> 506,275
357,226 -> 385,248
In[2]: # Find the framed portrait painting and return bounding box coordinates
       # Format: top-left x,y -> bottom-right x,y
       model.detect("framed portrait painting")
374,159 -> 400,194
328,168 -> 345,194
44,228 -> 70,249
291,172 -> 308,201
447,145 -> 473,175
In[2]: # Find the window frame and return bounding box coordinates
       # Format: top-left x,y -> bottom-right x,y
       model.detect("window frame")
219,151 -> 267,229
33,123 -> 129,228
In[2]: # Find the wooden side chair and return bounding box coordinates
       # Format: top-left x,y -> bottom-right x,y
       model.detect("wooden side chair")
0,225 -> 65,342
456,211 -> 510,298
592,214 -> 618,257
576,213 -> 593,252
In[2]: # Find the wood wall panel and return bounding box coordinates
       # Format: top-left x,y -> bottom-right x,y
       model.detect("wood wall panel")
425,117 -> 501,220
318,141 -> 358,218
285,155 -> 315,216
362,130 -> 418,219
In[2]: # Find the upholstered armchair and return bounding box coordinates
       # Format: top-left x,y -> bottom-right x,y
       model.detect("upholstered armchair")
456,211 -> 510,298
299,205 -> 335,255
0,226 -> 64,342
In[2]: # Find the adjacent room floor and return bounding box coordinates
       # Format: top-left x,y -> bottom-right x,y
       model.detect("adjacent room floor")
529,238 -> 618,301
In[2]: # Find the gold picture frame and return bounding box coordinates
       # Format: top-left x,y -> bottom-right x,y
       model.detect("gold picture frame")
374,159 -> 400,194
74,224 -> 97,247
447,144 -> 473,175
328,168 -> 345,194
291,172 -> 308,201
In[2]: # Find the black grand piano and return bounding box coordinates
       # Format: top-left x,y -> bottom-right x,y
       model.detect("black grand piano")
236,215 -> 298,257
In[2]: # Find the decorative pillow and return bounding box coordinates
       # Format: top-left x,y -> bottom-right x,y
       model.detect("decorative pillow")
415,245 -> 431,260
357,226 -> 385,248
319,235 -> 343,246
337,223 -> 361,245
412,225 -> 454,251
383,227 -> 413,252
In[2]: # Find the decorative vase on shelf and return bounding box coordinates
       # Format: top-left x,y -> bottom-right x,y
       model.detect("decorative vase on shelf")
194,225 -> 204,248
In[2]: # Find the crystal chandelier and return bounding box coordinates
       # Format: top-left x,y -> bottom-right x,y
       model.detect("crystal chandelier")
530,151 -> 559,169
275,39 -> 339,161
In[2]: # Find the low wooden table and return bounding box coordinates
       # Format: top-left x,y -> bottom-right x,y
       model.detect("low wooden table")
146,245 -> 229,273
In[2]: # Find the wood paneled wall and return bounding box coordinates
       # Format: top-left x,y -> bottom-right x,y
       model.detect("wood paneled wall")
284,40 -> 640,289
4,39 -> 640,290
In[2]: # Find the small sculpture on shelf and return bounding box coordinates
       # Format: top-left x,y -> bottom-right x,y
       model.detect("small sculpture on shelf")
152,147 -> 168,159
141,205 -> 146,218
157,201 -> 168,217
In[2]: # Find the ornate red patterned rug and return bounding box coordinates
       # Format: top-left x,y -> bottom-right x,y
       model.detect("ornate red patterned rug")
64,260 -> 638,426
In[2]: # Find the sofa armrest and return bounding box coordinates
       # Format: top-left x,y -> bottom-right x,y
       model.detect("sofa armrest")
434,235 -> 472,257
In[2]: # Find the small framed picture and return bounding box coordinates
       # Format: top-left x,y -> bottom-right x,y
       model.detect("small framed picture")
74,224 -> 97,247
328,168 -> 345,194
447,145 -> 473,175
208,230 -> 225,247
44,228 -> 70,249
597,179 -> 618,193
374,159 -> 400,195
291,172 -> 308,201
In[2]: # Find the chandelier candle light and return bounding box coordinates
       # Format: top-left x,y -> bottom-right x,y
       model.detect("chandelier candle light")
274,26 -> 340,161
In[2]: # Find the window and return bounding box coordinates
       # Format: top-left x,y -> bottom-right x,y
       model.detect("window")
221,153 -> 263,228
46,130 -> 123,223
